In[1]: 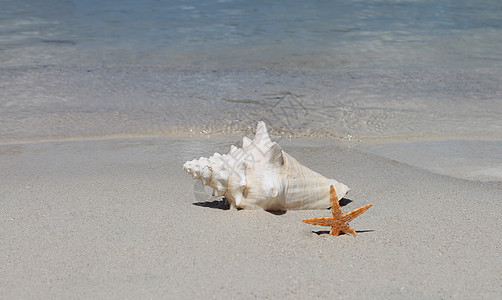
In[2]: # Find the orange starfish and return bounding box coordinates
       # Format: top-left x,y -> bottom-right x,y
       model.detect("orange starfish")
302,185 -> 372,236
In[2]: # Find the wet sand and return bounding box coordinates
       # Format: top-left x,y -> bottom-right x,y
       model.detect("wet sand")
1,137 -> 501,298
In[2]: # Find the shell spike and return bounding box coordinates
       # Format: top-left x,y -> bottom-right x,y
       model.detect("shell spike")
242,136 -> 252,148
253,121 -> 273,148
264,142 -> 284,166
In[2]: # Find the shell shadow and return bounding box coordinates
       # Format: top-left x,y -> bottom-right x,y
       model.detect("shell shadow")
192,199 -> 230,210
192,197 -> 353,213
313,229 -> 375,236
339,197 -> 352,207
265,197 -> 353,215
192,182 -> 230,210
192,200 -> 287,214
266,210 -> 286,215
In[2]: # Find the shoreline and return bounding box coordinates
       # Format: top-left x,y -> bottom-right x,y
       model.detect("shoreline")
3,123 -> 502,145
6,63 -> 499,182
2,133 -> 501,183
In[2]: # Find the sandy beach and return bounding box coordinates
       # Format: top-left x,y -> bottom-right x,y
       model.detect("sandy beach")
2,1 -> 502,298
1,137 -> 501,298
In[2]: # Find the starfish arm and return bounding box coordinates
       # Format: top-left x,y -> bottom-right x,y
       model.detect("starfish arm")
330,185 -> 343,219
302,217 -> 337,227
342,204 -> 373,223
329,226 -> 342,236
341,224 -> 357,236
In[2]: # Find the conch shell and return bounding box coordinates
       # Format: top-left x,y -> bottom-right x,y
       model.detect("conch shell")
183,121 -> 350,210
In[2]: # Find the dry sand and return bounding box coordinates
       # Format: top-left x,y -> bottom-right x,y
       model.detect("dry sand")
1,137 -> 501,299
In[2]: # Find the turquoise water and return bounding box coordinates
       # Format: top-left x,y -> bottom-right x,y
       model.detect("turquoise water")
1,0 -> 502,180
2,0 -> 502,69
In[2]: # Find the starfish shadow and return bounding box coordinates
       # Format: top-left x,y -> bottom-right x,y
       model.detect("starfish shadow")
313,229 -> 375,236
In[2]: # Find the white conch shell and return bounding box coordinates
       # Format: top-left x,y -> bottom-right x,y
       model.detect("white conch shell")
183,121 -> 350,210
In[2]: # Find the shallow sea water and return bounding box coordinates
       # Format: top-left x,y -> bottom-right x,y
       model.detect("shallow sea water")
1,0 -> 501,180
2,0 -> 502,70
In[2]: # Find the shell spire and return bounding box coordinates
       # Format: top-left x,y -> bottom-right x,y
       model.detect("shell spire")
183,121 -> 350,210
